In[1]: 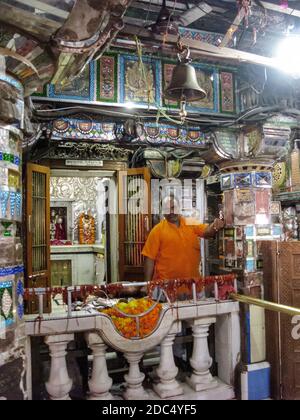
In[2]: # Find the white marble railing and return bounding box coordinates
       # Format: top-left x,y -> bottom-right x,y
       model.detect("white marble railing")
25,299 -> 240,400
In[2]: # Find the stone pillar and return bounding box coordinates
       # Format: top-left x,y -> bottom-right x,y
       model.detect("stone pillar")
220,161 -> 276,364
0,73 -> 26,400
186,317 -> 218,392
123,352 -> 148,400
45,334 -> 74,400
215,308 -> 241,386
85,332 -> 113,400
153,321 -> 184,398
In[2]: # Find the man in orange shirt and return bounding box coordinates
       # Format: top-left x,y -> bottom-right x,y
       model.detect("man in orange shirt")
142,195 -> 224,284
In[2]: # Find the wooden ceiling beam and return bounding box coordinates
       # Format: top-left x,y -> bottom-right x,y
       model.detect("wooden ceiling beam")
121,24 -> 279,69
132,0 -> 227,13
220,7 -> 246,47
260,1 -> 300,18
12,0 -> 69,19
0,3 -> 60,41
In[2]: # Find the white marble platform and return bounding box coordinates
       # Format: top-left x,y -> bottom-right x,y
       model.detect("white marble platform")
146,380 -> 234,401
25,299 -> 240,400
51,244 -> 104,254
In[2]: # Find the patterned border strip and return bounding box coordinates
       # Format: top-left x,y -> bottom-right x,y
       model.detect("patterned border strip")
16,278 -> 24,320
219,71 -> 236,114
0,152 -> 21,167
0,265 -> 24,277
179,27 -> 234,48
0,280 -> 13,289
97,53 -> 118,103
221,172 -> 273,191
0,73 -> 23,94
51,118 -> 208,146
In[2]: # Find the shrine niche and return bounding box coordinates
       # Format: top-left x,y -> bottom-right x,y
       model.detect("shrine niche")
50,207 -> 68,244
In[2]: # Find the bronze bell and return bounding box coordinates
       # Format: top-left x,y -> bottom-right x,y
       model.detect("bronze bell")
164,61 -> 207,102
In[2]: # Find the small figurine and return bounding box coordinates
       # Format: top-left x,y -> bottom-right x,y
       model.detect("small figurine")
79,211 -> 95,245
55,216 -> 66,241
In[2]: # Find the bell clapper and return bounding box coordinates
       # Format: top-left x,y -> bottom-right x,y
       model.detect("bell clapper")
179,100 -> 187,122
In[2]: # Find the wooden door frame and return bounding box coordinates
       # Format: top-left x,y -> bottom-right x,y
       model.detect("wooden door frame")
25,163 -> 51,312
118,168 -> 152,282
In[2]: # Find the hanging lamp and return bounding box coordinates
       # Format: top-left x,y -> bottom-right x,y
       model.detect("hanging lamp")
150,0 -> 179,36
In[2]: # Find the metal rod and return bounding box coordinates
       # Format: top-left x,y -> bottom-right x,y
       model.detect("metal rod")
192,282 -> 197,303
67,290 -> 72,318
38,294 -> 44,318
214,281 -> 219,301
231,293 -> 300,317
234,278 -> 238,293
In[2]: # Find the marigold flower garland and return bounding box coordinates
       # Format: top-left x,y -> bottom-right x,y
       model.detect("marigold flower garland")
101,297 -> 162,339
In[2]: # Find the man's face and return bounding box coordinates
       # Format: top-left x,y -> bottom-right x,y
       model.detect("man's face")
163,197 -> 180,224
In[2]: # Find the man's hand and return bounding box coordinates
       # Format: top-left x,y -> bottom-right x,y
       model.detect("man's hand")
212,218 -> 225,232
203,218 -> 225,239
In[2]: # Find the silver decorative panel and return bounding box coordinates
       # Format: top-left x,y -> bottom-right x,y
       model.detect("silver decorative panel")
50,177 -> 108,243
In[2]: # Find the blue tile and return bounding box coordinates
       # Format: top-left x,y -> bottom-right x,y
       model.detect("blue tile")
248,368 -> 271,400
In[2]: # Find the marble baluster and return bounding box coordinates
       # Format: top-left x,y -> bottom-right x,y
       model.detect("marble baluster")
85,332 -> 114,400
153,321 -> 184,398
45,334 -> 74,400
123,352 -> 148,400
186,317 -> 218,392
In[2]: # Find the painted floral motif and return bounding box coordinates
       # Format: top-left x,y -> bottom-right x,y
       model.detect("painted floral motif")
99,56 -> 116,101
0,189 -> 21,221
125,60 -> 155,104
220,72 -> 235,113
0,281 -> 14,327
17,279 -> 24,320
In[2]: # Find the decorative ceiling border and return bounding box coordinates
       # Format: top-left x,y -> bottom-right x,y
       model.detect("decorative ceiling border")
51,118 -> 209,148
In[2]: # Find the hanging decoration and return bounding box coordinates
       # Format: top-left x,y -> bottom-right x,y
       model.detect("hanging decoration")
237,0 -> 252,28
23,274 -> 237,305
149,0 -> 179,37
148,274 -> 237,303
280,0 -> 289,9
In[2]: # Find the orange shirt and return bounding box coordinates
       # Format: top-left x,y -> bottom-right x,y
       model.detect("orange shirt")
142,217 -> 208,280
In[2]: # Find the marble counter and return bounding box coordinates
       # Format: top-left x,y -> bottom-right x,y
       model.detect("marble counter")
50,245 -> 105,285
51,245 -> 105,254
